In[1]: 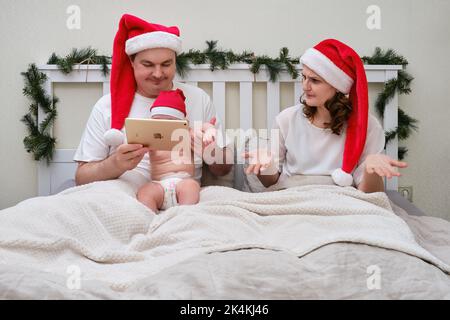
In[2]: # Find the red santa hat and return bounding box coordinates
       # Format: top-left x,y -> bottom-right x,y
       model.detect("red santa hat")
150,89 -> 187,119
300,39 -> 369,187
104,14 -> 182,146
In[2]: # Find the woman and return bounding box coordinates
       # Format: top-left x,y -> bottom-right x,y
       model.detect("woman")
244,39 -> 407,193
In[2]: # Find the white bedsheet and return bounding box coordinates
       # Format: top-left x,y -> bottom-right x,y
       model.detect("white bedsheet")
0,179 -> 449,295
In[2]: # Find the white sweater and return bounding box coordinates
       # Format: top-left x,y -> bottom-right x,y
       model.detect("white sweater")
272,104 -> 385,186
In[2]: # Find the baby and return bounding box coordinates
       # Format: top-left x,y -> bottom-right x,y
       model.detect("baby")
136,89 -> 200,213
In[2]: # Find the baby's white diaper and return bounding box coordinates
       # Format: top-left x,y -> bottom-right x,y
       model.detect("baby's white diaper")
155,172 -> 191,210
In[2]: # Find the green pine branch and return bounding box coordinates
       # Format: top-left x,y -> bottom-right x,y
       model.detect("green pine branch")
48,47 -> 111,76
397,108 -> 419,139
363,47 -> 418,159
21,63 -> 58,162
398,147 -> 408,160
362,47 -> 408,66
279,47 -> 300,79
21,64 -> 52,111
39,106 -> 58,135
175,53 -> 191,77
21,113 -> 39,136
176,41 -> 300,81
250,56 -> 284,82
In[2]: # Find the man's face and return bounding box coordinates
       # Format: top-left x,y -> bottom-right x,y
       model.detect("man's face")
131,48 -> 176,98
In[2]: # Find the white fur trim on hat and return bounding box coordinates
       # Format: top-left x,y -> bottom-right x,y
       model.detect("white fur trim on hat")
150,107 -> 185,119
104,128 -> 125,146
125,31 -> 182,55
300,48 -> 353,94
331,168 -> 354,187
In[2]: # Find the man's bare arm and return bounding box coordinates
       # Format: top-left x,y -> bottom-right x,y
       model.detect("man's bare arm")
75,157 -> 125,186
75,144 -> 148,186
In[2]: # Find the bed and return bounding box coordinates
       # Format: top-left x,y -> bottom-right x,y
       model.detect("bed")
1,64 -> 449,299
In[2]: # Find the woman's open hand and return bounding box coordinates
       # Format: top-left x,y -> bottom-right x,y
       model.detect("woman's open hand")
364,154 -> 408,179
242,149 -> 278,175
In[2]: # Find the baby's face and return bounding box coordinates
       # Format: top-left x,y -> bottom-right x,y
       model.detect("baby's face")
151,114 -> 180,120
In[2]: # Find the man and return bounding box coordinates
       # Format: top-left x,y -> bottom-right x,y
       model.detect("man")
74,14 -> 232,186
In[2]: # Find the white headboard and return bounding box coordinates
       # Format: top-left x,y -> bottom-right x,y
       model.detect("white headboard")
37,64 -> 402,195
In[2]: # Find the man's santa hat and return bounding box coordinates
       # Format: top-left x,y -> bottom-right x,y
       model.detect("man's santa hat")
104,14 -> 182,146
300,39 -> 369,187
150,89 -> 187,119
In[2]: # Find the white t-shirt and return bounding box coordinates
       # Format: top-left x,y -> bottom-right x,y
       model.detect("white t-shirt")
74,82 -> 225,182
272,104 -> 385,186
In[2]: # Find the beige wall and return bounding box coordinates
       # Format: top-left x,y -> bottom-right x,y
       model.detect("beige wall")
1,0 -> 449,220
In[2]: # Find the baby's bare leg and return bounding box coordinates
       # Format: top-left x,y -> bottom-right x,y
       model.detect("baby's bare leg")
136,182 -> 164,213
176,178 -> 200,205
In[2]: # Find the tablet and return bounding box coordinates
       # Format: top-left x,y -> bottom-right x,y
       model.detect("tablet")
125,118 -> 190,151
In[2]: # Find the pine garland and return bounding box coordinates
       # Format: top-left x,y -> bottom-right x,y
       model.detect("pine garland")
21,64 -> 58,162
21,48 -> 111,162
362,47 -> 418,159
177,41 -> 299,81
22,43 -> 416,162
47,47 -> 111,76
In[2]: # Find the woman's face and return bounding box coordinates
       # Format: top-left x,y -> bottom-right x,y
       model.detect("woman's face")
301,65 -> 337,107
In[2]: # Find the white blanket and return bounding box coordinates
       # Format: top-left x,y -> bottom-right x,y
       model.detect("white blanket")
0,179 -> 449,291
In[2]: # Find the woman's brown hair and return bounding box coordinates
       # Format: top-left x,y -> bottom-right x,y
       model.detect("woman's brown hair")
301,92 -> 352,135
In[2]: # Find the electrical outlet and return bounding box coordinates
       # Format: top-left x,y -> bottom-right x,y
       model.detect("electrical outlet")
398,186 -> 413,202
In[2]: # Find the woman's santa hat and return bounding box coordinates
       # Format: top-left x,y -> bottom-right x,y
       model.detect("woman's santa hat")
104,14 -> 182,146
300,39 -> 369,187
150,89 -> 187,119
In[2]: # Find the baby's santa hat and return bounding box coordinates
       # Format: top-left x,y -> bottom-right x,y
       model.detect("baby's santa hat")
150,88 -> 187,119
104,14 -> 182,146
300,39 -> 369,187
